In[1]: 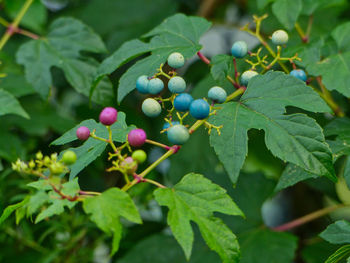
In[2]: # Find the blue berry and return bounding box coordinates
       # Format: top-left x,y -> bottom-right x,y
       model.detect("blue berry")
174,93 -> 194,112
167,52 -> 185,68
290,69 -> 307,82
241,70 -> 258,86
167,124 -> 190,145
136,75 -> 149,94
168,76 -> 186,93
142,98 -> 161,118
189,99 -> 210,120
208,86 -> 227,103
162,121 -> 180,134
148,78 -> 164,94
231,41 -> 248,58
271,30 -> 289,45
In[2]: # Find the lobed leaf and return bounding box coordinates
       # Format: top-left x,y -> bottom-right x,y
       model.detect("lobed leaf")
209,71 -> 334,184
321,220 -> 350,245
83,188 -> 142,255
16,17 -> 112,104
94,13 -> 211,103
154,173 -> 243,262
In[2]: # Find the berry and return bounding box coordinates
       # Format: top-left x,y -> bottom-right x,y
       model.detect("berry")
167,52 -> 185,68
128,129 -> 147,147
241,70 -> 258,86
132,150 -> 147,164
174,93 -> 194,112
168,76 -> 186,93
62,150 -> 77,165
121,157 -> 138,175
167,124 -> 190,145
136,75 -> 149,94
231,41 -> 248,58
142,98 -> 162,117
290,69 -> 307,82
99,107 -> 118,126
208,86 -> 227,103
271,30 -> 289,45
148,78 -> 164,94
76,126 -> 90,141
162,121 -> 180,134
50,163 -> 64,175
189,99 -> 210,120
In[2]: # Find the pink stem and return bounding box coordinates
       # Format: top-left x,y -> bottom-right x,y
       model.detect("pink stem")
197,51 -> 211,65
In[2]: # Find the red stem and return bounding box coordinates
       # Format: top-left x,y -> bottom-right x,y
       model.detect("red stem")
197,51 -> 211,65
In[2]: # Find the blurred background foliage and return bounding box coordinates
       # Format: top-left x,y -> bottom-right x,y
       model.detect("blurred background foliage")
1,0 -> 350,262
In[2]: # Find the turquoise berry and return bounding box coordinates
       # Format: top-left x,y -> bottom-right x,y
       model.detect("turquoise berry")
167,124 -> 190,145
173,93 -> 194,112
162,121 -> 180,134
290,69 -> 307,82
168,76 -> 186,93
271,30 -> 289,45
142,98 -> 162,118
167,52 -> 185,68
208,86 -> 227,103
231,41 -> 248,58
148,78 -> 164,94
136,75 -> 149,94
189,99 -> 210,120
241,70 -> 258,86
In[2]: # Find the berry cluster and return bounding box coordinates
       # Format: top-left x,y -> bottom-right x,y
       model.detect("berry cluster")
230,29 -> 307,85
76,108 -> 149,180
135,52 -> 227,145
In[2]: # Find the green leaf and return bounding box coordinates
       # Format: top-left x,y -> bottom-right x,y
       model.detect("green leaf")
325,245 -> 350,263
118,234 -> 221,263
0,130 -> 24,161
228,173 -> 276,233
94,14 -> 211,103
209,71 -> 334,184
256,0 -> 274,10
306,22 -> 350,97
302,240 -> 341,263
16,17 -> 112,104
91,39 -> 151,98
332,22 -> 350,52
51,112 -> 134,179
0,89 -> 29,118
210,54 -> 234,84
35,179 -> 80,223
4,0 -> 47,33
275,164 -> 318,192
83,188 -> 142,255
239,229 -> 298,263
154,173 -> 243,262
0,197 -> 29,225
272,0 -> 302,30
320,220 -> 350,244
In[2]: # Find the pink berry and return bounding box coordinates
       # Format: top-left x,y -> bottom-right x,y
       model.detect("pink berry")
128,129 -> 147,147
76,126 -> 90,140
121,157 -> 138,175
99,107 -> 118,126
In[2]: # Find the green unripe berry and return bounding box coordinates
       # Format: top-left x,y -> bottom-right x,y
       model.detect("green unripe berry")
62,150 -> 77,165
36,151 -> 43,160
50,163 -> 64,175
271,30 -> 289,45
132,150 -> 147,164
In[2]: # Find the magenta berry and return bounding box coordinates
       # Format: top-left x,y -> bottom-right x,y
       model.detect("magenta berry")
76,126 -> 90,141
99,107 -> 118,126
128,129 -> 147,147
